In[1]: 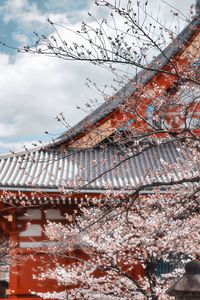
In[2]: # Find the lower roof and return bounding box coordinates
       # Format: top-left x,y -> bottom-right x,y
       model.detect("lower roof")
0,141 -> 197,193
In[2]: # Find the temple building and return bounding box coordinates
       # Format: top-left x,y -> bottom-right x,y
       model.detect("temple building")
0,4 -> 199,300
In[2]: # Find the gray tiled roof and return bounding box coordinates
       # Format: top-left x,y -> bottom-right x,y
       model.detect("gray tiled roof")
0,142 -> 195,192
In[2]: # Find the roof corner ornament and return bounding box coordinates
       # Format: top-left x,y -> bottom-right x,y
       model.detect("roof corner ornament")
166,260 -> 200,298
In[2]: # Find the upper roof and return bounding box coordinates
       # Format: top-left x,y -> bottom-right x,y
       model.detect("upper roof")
53,15 -> 200,148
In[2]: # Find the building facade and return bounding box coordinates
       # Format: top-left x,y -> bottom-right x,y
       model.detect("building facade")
0,8 -> 199,300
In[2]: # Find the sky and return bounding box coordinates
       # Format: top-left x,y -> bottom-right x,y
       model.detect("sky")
0,0 -> 196,154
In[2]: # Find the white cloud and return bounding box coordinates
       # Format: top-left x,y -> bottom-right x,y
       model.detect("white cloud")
0,0 -> 91,28
0,122 -> 16,137
0,48 -> 114,152
12,32 -> 29,44
1,0 -> 42,24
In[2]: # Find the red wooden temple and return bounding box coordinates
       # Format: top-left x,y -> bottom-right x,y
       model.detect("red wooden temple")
0,7 -> 199,300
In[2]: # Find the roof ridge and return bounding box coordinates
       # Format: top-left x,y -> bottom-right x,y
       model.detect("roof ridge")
0,145 -> 44,159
